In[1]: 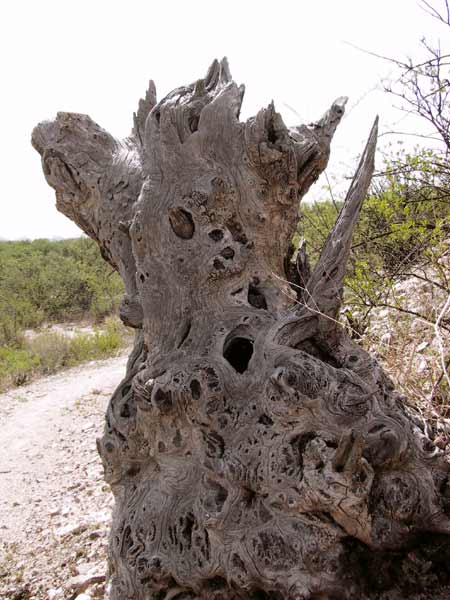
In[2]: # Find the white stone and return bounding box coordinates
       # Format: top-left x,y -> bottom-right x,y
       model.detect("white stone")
417,359 -> 428,373
380,332 -> 392,346
90,509 -> 111,525
55,522 -> 87,537
66,571 -> 105,591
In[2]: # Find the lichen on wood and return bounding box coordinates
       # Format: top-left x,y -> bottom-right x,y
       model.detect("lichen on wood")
33,58 -> 450,599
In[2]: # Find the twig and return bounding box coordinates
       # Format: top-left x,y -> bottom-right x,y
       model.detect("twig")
433,293 -> 450,392
324,171 -> 339,213
343,40 -> 450,73
375,302 -> 450,332
420,0 -> 450,26
378,130 -> 443,142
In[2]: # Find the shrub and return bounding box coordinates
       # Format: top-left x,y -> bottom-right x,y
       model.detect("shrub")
0,318 -> 131,391
298,150 -> 450,335
0,237 -> 124,345
26,332 -> 72,374
296,149 -> 450,413
0,347 -> 40,387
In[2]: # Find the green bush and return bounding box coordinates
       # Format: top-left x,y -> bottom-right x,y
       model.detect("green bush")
27,332 -> 71,374
0,317 -> 130,391
297,149 -> 450,333
0,237 -> 124,346
0,347 -> 40,387
0,236 -> 131,390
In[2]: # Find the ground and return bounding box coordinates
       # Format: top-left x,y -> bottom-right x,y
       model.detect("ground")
0,353 -> 128,600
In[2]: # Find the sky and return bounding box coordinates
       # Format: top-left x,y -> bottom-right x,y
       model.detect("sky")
0,0 -> 448,240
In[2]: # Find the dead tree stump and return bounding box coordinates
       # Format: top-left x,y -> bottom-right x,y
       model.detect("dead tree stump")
33,59 -> 450,599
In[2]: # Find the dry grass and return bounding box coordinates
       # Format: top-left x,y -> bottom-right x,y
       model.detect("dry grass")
352,280 -> 450,448
0,317 -> 132,391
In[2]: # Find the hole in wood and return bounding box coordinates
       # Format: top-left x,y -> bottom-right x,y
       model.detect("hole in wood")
258,414 -> 273,426
220,246 -> 235,260
188,114 -> 199,133
223,336 -> 254,373
226,217 -> 248,244
121,384 -> 132,398
177,319 -> 192,348
297,338 -> 341,368
168,207 -> 195,239
152,388 -> 173,414
208,229 -> 224,242
248,283 -> 267,309
205,576 -> 227,591
190,379 -> 201,400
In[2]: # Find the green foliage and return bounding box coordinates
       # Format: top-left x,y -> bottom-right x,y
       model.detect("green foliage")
0,237 -> 124,345
0,317 -> 129,390
298,149 -> 450,333
26,332 -> 71,374
0,237 -> 128,390
0,347 -> 40,387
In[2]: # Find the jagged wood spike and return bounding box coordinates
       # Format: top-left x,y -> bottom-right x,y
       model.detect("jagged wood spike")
314,96 -> 348,139
204,58 -> 220,90
132,79 -> 157,146
219,56 -> 232,84
303,116 -> 379,324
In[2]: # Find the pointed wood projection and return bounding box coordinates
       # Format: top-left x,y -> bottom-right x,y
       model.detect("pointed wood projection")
33,59 -> 450,599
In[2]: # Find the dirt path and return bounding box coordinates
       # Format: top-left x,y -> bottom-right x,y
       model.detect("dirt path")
0,353 -> 128,600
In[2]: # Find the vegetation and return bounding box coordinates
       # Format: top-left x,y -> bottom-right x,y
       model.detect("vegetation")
0,316 -> 129,391
0,237 -> 124,346
296,148 -> 450,413
296,4 -> 450,415
299,150 -> 449,326
0,237 -> 128,390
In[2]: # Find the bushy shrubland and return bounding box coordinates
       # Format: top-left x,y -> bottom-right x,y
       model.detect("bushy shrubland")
0,237 -> 124,346
0,237 -> 129,390
0,317 -> 129,390
299,151 -> 449,323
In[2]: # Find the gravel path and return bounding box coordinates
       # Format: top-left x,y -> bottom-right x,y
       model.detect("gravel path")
0,353 -> 128,600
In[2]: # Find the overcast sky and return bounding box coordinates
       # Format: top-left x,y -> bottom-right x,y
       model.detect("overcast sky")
1,0 -> 448,239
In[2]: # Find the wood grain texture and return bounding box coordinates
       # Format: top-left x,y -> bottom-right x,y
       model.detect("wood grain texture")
33,59 -> 450,599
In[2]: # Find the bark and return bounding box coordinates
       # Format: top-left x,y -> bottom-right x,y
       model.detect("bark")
32,59 -> 450,600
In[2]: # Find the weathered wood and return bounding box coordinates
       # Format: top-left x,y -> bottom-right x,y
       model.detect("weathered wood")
33,58 -> 450,599
305,117 -> 378,322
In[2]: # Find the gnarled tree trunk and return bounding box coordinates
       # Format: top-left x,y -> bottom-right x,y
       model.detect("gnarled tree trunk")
32,59 -> 450,599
